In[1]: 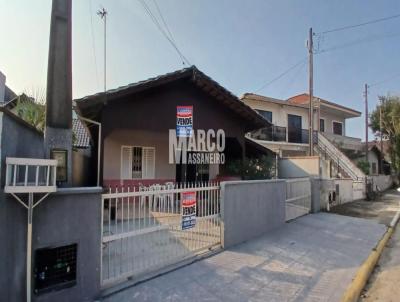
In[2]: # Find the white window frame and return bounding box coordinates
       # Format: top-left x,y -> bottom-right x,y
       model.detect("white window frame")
332,120 -> 343,136
120,145 -> 155,180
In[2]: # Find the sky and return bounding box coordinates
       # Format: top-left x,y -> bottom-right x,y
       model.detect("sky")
1,0 -> 400,140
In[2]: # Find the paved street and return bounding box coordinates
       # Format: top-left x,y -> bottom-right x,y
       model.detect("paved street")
102,213 -> 386,302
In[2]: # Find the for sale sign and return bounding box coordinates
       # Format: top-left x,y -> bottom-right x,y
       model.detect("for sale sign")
176,106 -> 193,137
181,191 -> 196,230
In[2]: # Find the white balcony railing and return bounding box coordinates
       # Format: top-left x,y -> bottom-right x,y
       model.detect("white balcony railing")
4,157 -> 58,193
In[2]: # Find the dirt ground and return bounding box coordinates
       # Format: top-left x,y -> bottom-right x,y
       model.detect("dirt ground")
329,190 -> 400,226
328,189 -> 400,302
359,225 -> 400,302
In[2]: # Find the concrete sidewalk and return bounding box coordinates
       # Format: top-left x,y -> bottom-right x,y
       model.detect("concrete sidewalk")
102,213 -> 386,302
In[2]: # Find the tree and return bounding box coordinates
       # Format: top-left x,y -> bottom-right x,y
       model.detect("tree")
13,90 -> 46,132
370,95 -> 400,176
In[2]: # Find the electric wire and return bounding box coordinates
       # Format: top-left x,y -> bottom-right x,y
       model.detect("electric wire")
254,57 -> 307,93
316,31 -> 400,54
138,0 -> 190,65
317,13 -> 400,35
370,72 -> 400,88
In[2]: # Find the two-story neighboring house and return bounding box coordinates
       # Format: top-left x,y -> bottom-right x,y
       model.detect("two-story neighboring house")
242,93 -> 362,156
242,93 -> 366,181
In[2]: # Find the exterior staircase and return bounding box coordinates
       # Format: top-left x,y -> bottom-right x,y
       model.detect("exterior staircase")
314,132 -> 365,181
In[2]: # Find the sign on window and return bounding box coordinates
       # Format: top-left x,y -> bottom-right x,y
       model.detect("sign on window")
181,191 -> 196,230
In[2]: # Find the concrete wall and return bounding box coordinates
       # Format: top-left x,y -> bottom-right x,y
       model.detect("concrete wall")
220,179 -> 286,248
72,148 -> 92,186
0,112 -> 44,187
0,188 -> 102,302
279,156 -> 320,178
371,175 -> 393,191
311,178 -> 335,211
353,180 -> 365,200
334,178 -> 354,204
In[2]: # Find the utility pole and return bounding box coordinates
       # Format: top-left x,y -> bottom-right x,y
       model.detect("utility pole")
308,27 -> 314,155
380,98 -> 384,174
97,7 -> 108,94
364,84 -> 369,163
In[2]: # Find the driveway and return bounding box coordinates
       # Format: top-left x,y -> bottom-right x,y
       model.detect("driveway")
102,213 -> 386,302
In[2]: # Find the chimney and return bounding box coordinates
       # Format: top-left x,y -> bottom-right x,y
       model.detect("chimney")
44,0 -> 73,186
0,71 -> 5,103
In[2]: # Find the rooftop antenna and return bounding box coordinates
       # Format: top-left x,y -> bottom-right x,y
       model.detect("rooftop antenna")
97,7 -> 108,97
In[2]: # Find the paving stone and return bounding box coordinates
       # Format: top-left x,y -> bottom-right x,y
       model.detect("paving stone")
103,213 -> 386,302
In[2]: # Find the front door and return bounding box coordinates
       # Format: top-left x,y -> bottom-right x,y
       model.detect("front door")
288,114 -> 302,143
176,152 -> 210,183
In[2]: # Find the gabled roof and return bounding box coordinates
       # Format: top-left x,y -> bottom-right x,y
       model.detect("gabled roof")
74,66 -> 270,131
241,93 -> 308,109
288,93 -> 361,117
4,85 -> 17,103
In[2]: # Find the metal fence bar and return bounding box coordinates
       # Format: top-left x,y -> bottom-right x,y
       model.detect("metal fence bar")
101,181 -> 221,286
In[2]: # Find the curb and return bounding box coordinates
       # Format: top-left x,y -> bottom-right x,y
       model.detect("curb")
341,211 -> 400,302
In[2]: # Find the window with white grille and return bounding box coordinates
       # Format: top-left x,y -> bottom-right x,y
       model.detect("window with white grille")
121,146 -> 155,179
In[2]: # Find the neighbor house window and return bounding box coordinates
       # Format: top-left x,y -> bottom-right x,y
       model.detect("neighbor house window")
121,146 -> 155,179
333,121 -> 343,135
319,119 -> 325,132
256,110 -> 272,123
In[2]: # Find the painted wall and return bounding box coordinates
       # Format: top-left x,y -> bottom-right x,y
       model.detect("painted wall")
371,175 -> 393,191
0,188 -> 102,302
244,99 -> 309,130
278,156 -> 320,178
72,148 -> 92,186
319,110 -> 346,136
101,82 -> 246,182
244,98 -> 348,137
0,113 -> 44,302
220,179 -> 286,248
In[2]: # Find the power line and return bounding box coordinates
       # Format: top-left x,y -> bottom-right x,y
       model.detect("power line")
318,13 -> 400,35
138,0 -> 190,65
151,0 -> 176,45
280,61 -> 307,96
316,31 -> 400,54
254,57 -> 307,93
370,72 -> 400,87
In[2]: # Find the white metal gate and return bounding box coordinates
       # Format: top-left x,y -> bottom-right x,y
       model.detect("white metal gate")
101,182 -> 221,287
285,178 -> 311,221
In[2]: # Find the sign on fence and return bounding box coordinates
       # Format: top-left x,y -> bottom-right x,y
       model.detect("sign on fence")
182,191 -> 196,230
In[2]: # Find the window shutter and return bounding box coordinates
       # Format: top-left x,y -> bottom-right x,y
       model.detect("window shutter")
121,146 -> 132,179
142,148 -> 155,179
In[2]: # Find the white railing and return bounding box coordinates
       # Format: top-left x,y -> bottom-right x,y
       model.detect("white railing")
285,178 -> 311,221
4,157 -> 58,193
315,132 -> 365,181
101,181 -> 221,287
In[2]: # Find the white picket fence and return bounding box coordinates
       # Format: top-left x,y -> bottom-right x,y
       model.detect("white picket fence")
101,182 -> 221,287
